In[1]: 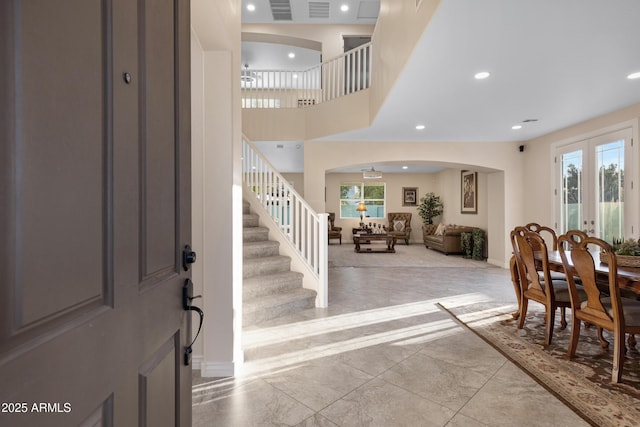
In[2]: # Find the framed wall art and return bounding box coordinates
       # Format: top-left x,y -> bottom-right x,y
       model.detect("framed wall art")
461,171 -> 477,214
402,187 -> 418,206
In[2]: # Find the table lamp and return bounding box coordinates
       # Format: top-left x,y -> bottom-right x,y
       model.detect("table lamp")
356,202 -> 367,225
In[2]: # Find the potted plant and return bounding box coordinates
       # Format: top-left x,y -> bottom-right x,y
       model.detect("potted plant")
601,238 -> 640,267
472,228 -> 484,260
417,192 -> 443,225
461,232 -> 472,258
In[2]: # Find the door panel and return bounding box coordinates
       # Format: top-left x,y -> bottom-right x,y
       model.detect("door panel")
0,0 -> 192,425
141,0 -> 178,282
1,0 -> 112,357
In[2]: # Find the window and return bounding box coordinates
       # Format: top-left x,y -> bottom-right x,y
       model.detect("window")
340,182 -> 386,219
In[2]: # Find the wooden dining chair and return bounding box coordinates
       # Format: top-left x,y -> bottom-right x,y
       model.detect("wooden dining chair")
511,227 -> 579,346
557,234 -> 640,383
525,222 -> 559,250
524,223 -> 579,282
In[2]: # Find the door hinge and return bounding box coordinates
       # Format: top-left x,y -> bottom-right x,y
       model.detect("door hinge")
554,188 -> 557,196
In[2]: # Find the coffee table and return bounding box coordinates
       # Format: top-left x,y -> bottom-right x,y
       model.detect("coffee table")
353,234 -> 397,253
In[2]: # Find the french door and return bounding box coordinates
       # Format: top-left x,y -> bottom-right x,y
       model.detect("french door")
556,128 -> 634,242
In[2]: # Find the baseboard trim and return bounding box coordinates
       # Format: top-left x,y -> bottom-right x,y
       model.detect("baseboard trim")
192,355 -> 204,371
200,361 -> 236,378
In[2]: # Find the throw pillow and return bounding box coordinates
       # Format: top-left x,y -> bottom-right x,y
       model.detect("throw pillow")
393,220 -> 405,232
435,223 -> 446,236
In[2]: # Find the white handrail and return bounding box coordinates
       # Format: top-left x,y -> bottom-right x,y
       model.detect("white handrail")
242,137 -> 328,307
242,42 -> 372,109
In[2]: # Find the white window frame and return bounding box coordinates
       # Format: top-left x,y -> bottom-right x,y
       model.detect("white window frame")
339,182 -> 386,219
551,119 -> 638,239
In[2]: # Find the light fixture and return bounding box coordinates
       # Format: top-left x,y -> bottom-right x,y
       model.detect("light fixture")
474,71 -> 491,80
241,64 -> 256,83
402,166 -> 409,170
415,124 -> 425,130
247,3 -> 256,11
288,52 -> 295,59
356,202 -> 367,223
340,4 -> 349,12
363,167 -> 382,179
512,125 -> 522,130
628,71 -> 640,80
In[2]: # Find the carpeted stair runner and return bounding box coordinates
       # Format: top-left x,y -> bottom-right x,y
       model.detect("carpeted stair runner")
243,200 -> 316,326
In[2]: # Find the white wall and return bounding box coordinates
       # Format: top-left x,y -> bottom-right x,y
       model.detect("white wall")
191,0 -> 243,378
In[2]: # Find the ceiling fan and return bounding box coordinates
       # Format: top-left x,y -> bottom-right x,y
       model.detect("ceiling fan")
241,64 -> 260,83
362,166 -> 382,179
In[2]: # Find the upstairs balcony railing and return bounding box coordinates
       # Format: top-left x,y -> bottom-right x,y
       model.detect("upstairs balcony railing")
242,42 -> 372,109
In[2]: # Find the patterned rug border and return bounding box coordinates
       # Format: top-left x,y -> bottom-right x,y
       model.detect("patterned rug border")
438,301 -> 640,427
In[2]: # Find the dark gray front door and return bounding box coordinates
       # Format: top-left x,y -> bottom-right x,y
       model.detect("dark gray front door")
0,0 -> 192,425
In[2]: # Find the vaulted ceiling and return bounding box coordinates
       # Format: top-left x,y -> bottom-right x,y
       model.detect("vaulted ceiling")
242,0 -> 640,173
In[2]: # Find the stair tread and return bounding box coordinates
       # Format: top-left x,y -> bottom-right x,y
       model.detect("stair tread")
244,255 -> 291,264
244,240 -> 279,248
243,226 -> 269,232
244,288 -> 316,311
244,270 -> 303,286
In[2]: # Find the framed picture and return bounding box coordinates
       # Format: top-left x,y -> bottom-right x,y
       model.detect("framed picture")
461,171 -> 477,214
402,187 -> 418,206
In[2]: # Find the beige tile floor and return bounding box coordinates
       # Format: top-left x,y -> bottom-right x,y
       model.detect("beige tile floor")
193,251 -> 590,426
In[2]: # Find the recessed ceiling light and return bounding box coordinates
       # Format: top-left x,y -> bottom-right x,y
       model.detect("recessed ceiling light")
628,71 -> 640,80
474,71 -> 491,80
402,166 -> 409,170
341,4 -> 349,12
512,125 -> 522,130
246,4 -> 255,12
288,52 -> 295,59
415,124 -> 425,130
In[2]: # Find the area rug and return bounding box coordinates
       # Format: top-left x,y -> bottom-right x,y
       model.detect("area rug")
439,301 -> 640,427
328,243 -> 491,268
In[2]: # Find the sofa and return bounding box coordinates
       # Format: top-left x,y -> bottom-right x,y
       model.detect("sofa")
422,223 -> 475,255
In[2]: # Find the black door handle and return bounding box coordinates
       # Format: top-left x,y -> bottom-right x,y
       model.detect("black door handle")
183,278 -> 203,366
182,245 -> 197,271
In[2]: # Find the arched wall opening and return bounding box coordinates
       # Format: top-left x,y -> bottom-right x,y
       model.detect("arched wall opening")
304,140 -> 525,268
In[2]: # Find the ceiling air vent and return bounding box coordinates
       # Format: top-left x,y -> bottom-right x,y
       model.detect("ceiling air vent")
269,0 -> 292,21
309,2 -> 330,19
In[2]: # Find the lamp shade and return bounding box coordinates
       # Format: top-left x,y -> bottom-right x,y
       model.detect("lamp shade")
356,202 -> 367,212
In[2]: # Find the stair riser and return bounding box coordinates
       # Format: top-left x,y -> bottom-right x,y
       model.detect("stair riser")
243,214 -> 259,228
243,244 -> 280,259
243,296 -> 315,327
243,258 -> 291,278
243,229 -> 269,242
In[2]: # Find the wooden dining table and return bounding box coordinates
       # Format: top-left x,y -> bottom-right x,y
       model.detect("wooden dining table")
509,250 -> 640,319
545,250 -> 640,295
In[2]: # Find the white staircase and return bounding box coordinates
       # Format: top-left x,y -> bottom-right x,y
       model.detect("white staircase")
243,200 -> 316,326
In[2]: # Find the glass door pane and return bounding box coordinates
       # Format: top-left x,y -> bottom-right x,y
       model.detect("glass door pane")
560,150 -> 583,233
595,140 -> 624,242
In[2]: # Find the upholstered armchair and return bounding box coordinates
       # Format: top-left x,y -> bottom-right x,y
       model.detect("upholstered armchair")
387,212 -> 412,245
328,212 -> 342,244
